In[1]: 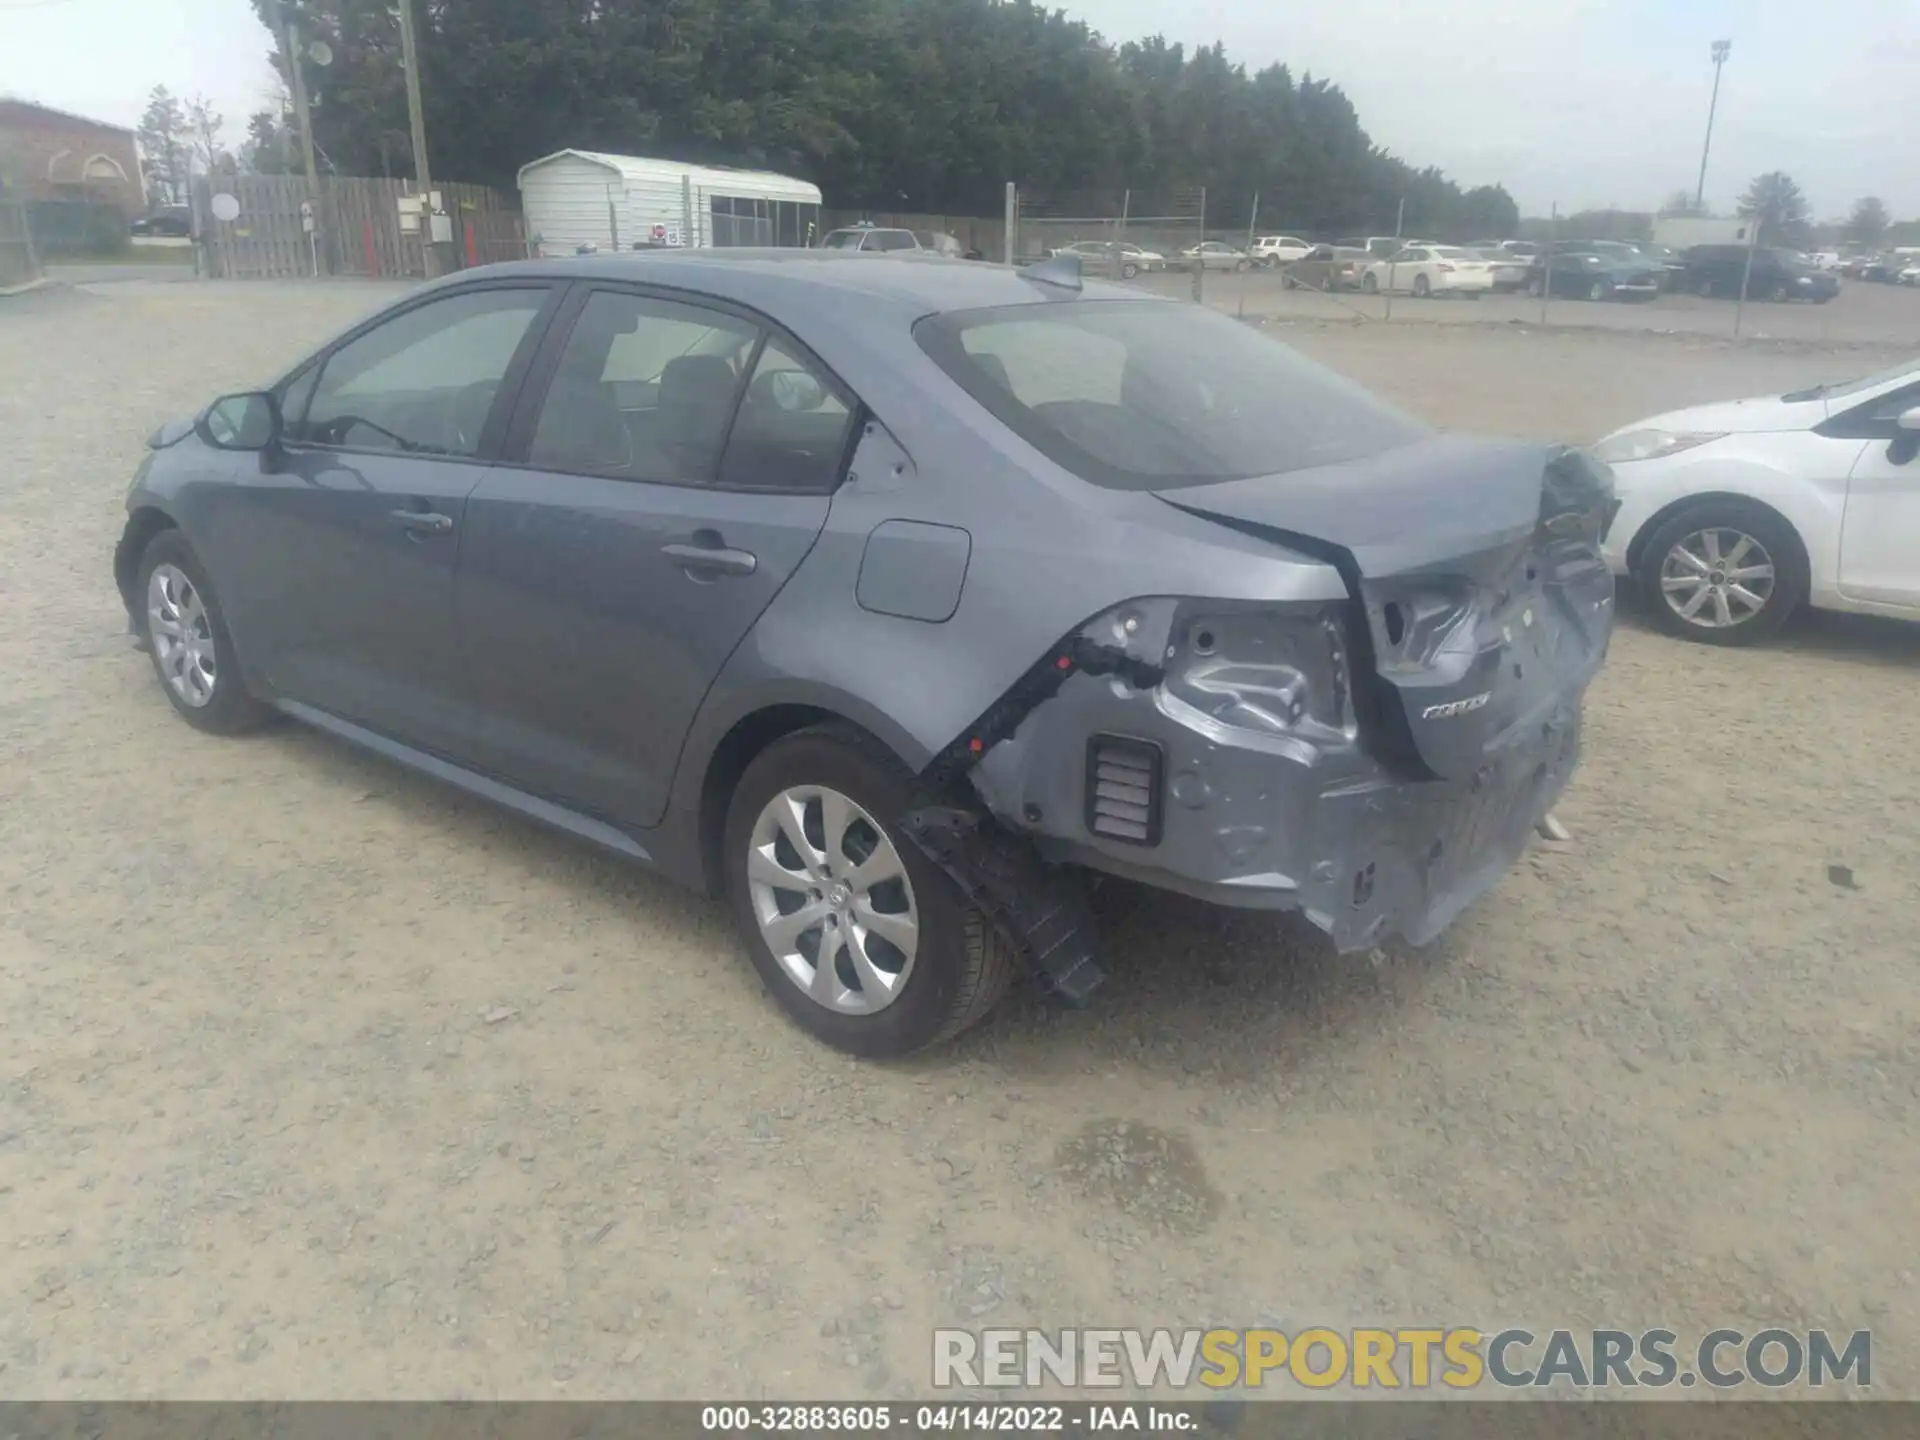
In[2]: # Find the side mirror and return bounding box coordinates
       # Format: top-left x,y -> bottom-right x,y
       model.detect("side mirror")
1897,406 -> 1920,433
197,391 -> 280,452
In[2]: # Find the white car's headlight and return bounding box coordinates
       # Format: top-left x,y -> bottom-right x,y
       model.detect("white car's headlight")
1591,429 -> 1727,464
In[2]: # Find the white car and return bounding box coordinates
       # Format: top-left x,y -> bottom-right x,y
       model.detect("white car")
1047,240 -> 1165,276
1181,241 -> 1252,272
1358,245 -> 1496,297
1250,235 -> 1313,267
1900,262 -> 1920,287
1594,359 -> 1920,644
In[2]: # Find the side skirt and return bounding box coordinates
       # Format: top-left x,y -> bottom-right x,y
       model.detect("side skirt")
275,699 -> 655,865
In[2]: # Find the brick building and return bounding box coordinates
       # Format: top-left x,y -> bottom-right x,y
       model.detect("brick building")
0,98 -> 144,216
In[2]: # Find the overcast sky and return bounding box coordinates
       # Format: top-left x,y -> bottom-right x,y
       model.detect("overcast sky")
3,0 -> 1915,219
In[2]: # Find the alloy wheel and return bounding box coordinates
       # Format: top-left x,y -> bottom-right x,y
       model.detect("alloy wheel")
147,562 -> 217,707
1659,528 -> 1777,630
746,785 -> 920,1016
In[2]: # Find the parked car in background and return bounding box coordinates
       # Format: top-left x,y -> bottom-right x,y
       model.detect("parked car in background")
1279,244 -> 1368,291
1808,251 -> 1844,272
113,251 -> 1615,1054
1683,245 -> 1839,302
1250,235 -> 1313,267
1859,256 -> 1900,283
1359,245 -> 1495,297
1048,240 -> 1165,278
1180,241 -> 1252,271
1526,250 -> 1661,302
129,206 -> 192,238
1629,241 -> 1688,290
1900,261 -> 1920,287
1467,249 -> 1532,293
912,230 -> 968,259
1596,357 -> 1920,645
818,224 -> 923,253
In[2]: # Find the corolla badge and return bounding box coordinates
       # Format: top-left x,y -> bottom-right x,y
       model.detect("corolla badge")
1422,692 -> 1491,720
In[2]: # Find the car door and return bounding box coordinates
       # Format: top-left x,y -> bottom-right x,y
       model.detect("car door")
202,282 -> 560,753
453,284 -> 851,828
1390,247 -> 1429,291
1833,381 -> 1920,610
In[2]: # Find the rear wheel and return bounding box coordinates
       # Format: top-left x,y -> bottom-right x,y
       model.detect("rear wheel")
1527,276 -> 1545,298
1120,261 -> 1138,280
1588,279 -> 1609,302
1362,273 -> 1379,294
1769,280 -> 1791,302
723,725 -> 1015,1056
1412,275 -> 1431,298
1635,501 -> 1808,647
1234,257 -> 1251,272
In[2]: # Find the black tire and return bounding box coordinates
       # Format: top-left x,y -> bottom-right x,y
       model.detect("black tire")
723,724 -> 1016,1057
1588,279 -> 1609,302
136,529 -> 272,734
1769,281 -> 1791,303
1120,261 -> 1138,280
1412,274 -> 1431,298
1697,276 -> 1715,298
1634,500 -> 1809,648
1527,277 -> 1544,298
1362,273 -> 1379,294
1234,257 -> 1251,272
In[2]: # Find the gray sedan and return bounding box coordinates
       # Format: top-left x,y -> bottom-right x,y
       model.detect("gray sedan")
115,250 -> 1614,1055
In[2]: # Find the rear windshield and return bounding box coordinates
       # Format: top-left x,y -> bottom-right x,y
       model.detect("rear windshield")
914,300 -> 1428,491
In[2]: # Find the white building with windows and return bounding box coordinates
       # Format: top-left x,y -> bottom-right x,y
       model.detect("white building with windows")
516,149 -> 824,257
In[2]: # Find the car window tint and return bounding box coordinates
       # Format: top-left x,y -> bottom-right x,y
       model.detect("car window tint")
276,360 -> 322,428
821,231 -> 863,250
295,288 -> 547,456
717,336 -> 856,493
918,300 -> 1427,490
527,290 -> 757,483
867,231 -> 917,252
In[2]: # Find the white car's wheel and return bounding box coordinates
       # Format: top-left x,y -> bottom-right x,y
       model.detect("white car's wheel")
1634,502 -> 1808,647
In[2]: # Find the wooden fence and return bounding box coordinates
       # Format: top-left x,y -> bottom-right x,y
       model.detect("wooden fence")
193,174 -> 526,280
0,201 -> 39,289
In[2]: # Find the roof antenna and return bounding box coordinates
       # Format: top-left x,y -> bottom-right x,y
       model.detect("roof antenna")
1020,251 -> 1083,293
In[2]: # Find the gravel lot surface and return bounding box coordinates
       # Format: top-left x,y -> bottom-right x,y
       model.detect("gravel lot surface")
2,279 -> 1916,1400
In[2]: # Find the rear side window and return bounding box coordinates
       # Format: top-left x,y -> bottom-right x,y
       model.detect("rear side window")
866,231 -> 917,252
915,300 -> 1428,491
718,337 -> 856,493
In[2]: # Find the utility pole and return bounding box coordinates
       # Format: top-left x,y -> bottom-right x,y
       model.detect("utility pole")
397,0 -> 438,276
1694,39 -> 1731,212
277,4 -> 321,196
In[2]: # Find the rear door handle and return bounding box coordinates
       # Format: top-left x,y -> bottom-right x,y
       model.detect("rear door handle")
391,508 -> 454,535
662,540 -> 757,578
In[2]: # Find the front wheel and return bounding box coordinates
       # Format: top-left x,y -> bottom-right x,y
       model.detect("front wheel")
1234,258 -> 1251,272
1120,261 -> 1138,279
1412,275 -> 1431,298
1588,279 -> 1609,302
1362,273 -> 1379,294
137,530 -> 271,734
723,725 -> 1016,1056
1527,277 -> 1544,298
1634,502 -> 1808,647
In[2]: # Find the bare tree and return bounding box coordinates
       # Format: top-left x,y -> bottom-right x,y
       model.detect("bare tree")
186,96 -> 235,179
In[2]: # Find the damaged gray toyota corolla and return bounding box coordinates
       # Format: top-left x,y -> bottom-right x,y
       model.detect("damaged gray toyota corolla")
114,250 -> 1614,1056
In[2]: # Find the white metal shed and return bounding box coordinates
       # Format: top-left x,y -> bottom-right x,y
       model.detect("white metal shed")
516,149 -> 824,256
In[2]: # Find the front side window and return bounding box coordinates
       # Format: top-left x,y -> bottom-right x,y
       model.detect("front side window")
821,230 -> 864,250
866,230 -> 917,252
527,290 -> 757,482
293,288 -> 548,456
718,337 -> 856,493
916,299 -> 1428,491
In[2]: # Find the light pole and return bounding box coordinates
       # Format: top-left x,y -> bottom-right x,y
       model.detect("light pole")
1694,39 -> 1730,212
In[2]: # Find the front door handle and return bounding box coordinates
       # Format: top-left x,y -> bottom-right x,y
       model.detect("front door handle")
662,539 -> 757,578
391,508 -> 454,535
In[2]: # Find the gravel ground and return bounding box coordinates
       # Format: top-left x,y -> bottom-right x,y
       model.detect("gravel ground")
2,279 -> 1916,1400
